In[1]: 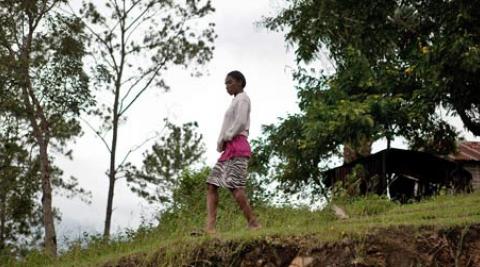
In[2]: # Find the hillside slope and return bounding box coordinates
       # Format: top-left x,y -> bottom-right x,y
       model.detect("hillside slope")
14,192 -> 480,267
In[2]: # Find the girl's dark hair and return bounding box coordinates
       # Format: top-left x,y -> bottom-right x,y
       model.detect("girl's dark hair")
227,70 -> 246,88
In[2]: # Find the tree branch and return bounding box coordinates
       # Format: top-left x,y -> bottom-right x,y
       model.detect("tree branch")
125,12 -> 160,44
81,20 -> 120,77
115,127 -> 166,173
118,16 -> 189,115
125,2 -> 151,32
120,75 -> 137,86
112,0 -> 122,20
23,17 -> 50,141
65,2 -> 121,78
80,117 -> 112,153
0,7 -> 23,50
119,65 -> 157,107
0,36 -> 15,60
31,0 -> 56,33
118,58 -> 168,116
125,0 -> 143,18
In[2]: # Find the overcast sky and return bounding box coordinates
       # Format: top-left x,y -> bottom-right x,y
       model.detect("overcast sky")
54,0 -> 479,244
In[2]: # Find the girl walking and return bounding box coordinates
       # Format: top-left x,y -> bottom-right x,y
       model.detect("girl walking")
205,70 -> 261,234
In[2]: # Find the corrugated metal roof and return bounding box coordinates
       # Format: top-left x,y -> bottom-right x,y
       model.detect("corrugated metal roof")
450,142 -> 480,162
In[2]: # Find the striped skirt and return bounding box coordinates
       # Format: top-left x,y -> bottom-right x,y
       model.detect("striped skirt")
206,157 -> 249,189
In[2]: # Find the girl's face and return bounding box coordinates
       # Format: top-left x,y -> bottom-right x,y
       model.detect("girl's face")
225,75 -> 242,96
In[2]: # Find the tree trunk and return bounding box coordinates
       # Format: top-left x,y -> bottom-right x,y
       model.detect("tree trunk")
22,62 -> 57,256
11,3 -> 59,256
103,6 -> 127,238
103,8 -> 126,238
103,114 -> 118,238
38,140 -> 57,256
103,82 -> 121,238
0,192 -> 5,250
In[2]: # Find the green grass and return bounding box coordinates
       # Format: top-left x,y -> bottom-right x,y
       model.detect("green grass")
9,191 -> 480,267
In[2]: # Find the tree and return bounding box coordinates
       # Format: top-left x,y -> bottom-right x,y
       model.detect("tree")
254,0 -> 477,193
73,0 -> 215,237
0,117 -> 42,257
126,120 -> 205,204
265,0 -> 479,136
0,115 -> 91,260
0,0 -> 93,256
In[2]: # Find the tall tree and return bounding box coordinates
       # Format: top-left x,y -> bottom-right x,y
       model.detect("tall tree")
126,120 -> 205,204
0,0 -> 93,256
74,0 -> 215,237
253,0 -> 477,193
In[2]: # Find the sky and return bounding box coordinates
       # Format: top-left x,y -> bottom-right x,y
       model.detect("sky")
53,0 -> 480,245
55,0 -> 301,242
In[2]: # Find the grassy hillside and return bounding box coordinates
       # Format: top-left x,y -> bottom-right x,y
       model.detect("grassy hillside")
10,191 -> 480,266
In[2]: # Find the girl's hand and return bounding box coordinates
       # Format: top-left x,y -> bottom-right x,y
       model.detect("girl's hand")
217,141 -> 225,152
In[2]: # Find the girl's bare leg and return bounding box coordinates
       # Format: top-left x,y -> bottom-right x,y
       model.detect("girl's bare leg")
206,184 -> 219,233
230,188 -> 261,229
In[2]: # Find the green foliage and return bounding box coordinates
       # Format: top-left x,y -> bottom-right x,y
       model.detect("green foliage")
0,119 -> 42,258
126,120 -> 205,204
0,0 -> 95,255
0,115 -> 91,259
253,0 -> 480,194
266,0 -> 479,136
169,167 -> 211,211
333,164 -> 363,199
250,115 -> 329,199
0,1 -> 93,144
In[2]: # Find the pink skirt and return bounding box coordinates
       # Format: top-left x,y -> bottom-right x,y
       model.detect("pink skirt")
218,135 -> 252,162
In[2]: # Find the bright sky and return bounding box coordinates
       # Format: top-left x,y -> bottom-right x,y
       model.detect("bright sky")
54,0 -> 479,245
55,0 -> 300,242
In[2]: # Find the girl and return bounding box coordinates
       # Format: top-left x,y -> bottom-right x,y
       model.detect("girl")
205,70 -> 261,234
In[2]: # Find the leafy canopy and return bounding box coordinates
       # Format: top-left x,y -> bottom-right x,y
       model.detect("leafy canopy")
253,0 -> 479,192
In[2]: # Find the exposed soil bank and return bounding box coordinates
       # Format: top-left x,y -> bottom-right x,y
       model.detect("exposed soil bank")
105,224 -> 480,267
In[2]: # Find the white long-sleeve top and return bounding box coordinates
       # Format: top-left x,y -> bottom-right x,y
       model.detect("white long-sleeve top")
216,91 -> 250,152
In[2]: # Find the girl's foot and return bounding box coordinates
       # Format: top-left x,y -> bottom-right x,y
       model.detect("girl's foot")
191,228 -> 217,237
204,228 -> 217,235
248,221 -> 262,230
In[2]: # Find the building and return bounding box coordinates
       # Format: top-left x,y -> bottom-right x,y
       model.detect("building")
323,148 -> 472,202
449,141 -> 480,190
